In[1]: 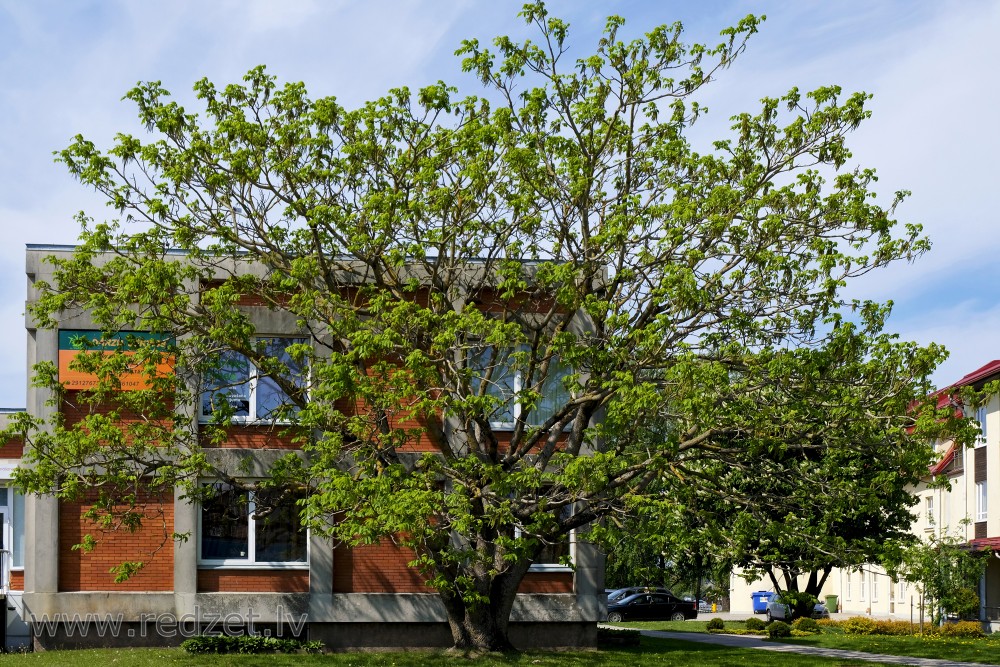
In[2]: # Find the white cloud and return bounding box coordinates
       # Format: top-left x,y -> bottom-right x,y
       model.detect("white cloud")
0,0 -> 997,405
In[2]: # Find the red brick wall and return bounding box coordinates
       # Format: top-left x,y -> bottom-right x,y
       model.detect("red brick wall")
332,541 -> 433,593
197,569 -> 308,593
0,436 -> 23,458
62,393 -> 174,437
10,570 -> 23,591
199,425 -> 303,449
58,490 -> 174,592
518,571 -> 573,593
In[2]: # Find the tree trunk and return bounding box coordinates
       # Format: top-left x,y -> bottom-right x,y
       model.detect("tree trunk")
438,562 -> 531,652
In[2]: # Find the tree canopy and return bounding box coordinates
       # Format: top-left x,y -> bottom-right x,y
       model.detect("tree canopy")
6,3 -> 967,651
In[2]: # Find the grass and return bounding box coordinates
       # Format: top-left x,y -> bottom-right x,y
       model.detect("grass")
609,617 -> 1000,665
0,636 -> 881,666
778,631 -> 1000,665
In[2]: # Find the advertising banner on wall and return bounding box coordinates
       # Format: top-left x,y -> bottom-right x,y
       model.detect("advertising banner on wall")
58,330 -> 174,390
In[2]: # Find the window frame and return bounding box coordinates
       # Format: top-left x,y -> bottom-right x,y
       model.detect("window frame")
976,480 -> 988,523
526,528 -> 575,573
197,483 -> 309,569
925,495 -> 935,528
976,406 -> 988,447
470,345 -> 573,431
199,337 -> 308,425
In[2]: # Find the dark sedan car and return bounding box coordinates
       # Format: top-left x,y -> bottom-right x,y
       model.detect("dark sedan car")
606,586 -> 674,603
606,592 -> 698,622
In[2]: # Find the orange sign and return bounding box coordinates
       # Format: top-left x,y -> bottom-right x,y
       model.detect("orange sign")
58,331 -> 174,390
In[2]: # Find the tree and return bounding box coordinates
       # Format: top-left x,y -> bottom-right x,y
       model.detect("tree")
895,530 -> 986,624
5,3 -> 964,651
594,314 -> 976,617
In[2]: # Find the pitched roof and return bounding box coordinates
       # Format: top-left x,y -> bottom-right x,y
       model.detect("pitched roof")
927,441 -> 956,476
947,360 -> 1000,390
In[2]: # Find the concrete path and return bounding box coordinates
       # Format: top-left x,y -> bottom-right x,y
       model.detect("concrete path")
641,629 -> 1000,667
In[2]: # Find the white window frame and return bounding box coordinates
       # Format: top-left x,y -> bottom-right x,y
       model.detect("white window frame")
859,570 -> 866,601
0,486 -> 24,573
871,572 -> 879,602
200,337 -> 308,424
471,346 -> 572,430
845,570 -> 852,601
976,405 -> 988,446
197,483 -> 309,569
976,481 -> 988,522
512,504 -> 575,573
925,495 -> 935,528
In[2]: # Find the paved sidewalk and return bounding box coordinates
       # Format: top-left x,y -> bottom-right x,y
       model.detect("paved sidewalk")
642,630 -> 1000,667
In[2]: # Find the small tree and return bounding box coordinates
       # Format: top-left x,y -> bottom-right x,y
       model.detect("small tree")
896,530 -> 986,624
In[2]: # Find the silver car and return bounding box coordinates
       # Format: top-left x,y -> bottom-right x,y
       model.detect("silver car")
766,600 -> 830,621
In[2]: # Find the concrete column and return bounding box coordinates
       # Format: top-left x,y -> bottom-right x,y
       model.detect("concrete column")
24,328 -> 59,595
173,486 -> 197,616
308,533 -> 334,619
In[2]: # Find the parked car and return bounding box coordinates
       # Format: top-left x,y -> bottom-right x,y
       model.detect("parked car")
606,586 -> 674,604
606,592 -> 698,623
766,599 -> 830,621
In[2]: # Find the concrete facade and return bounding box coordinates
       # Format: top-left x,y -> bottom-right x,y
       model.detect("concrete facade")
11,245 -> 604,650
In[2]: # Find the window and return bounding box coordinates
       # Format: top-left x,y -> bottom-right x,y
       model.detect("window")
470,346 -> 572,428
871,573 -> 879,602
859,570 -> 866,601
508,502 -> 573,572
532,531 -> 573,571
897,579 -> 906,601
201,337 -> 307,422
977,481 -> 988,522
0,487 -> 25,572
199,484 -> 307,566
845,571 -> 852,601
925,496 -> 935,527
976,406 -> 988,446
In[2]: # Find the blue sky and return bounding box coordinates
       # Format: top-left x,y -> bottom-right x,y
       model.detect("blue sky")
0,0 -> 997,406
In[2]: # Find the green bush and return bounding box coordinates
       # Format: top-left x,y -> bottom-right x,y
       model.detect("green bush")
842,616 -> 878,635
933,621 -> 985,638
767,620 -> 791,638
873,620 -> 913,636
791,616 -> 820,633
745,617 -> 766,631
181,635 -> 323,654
706,617 -> 725,631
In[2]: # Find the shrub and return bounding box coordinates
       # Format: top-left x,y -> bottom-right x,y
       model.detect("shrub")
816,618 -> 839,628
767,621 -> 791,638
745,617 -> 766,631
934,621 -> 985,638
873,620 -> 913,636
706,617 -> 725,631
181,635 -> 324,654
842,616 -> 878,635
792,616 -> 820,633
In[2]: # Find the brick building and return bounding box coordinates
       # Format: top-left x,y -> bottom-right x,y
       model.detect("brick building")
0,245 -> 604,650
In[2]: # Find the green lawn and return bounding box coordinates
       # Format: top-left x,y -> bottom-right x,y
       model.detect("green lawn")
778,632 -> 1000,665
0,637 -> 879,667
610,618 -> 1000,665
